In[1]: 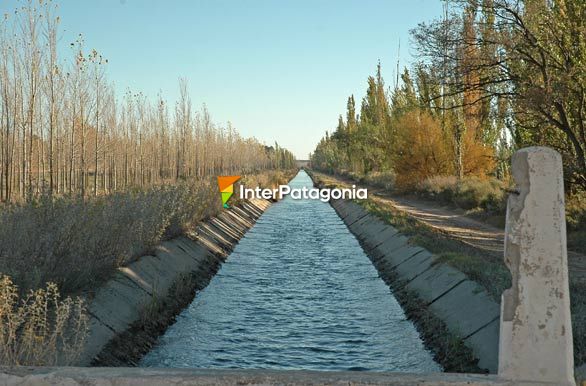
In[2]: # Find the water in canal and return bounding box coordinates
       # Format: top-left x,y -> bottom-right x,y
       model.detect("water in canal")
141,170 -> 440,372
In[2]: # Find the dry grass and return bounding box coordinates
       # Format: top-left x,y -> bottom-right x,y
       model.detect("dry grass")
0,179 -> 219,296
416,175 -> 507,212
362,171 -> 396,190
0,170 -> 294,297
240,169 -> 294,190
327,170 -> 396,191
0,275 -> 88,366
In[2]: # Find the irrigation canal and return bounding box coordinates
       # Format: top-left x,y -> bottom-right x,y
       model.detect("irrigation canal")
140,170 -> 440,372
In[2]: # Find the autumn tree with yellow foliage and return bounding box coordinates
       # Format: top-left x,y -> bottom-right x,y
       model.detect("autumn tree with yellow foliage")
311,58 -> 496,190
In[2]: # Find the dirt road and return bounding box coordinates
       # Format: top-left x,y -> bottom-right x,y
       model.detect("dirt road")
374,192 -> 586,280
315,171 -> 586,279
379,193 -> 504,255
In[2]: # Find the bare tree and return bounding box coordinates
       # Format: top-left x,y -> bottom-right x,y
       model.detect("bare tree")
0,1 -> 295,203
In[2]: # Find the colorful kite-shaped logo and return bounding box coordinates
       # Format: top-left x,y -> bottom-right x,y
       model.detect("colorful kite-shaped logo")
217,176 -> 241,208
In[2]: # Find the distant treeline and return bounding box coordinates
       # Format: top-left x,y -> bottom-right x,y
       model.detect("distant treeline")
0,1 -> 295,202
312,0 -> 586,192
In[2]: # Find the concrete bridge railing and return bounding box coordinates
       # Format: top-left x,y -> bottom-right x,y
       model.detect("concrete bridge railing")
498,147 -> 575,386
0,146 -> 580,385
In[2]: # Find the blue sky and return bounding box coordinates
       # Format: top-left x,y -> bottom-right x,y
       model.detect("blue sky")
1,0 -> 444,159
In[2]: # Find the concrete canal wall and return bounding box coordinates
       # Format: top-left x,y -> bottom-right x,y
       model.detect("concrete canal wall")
78,198 -> 272,366
0,367 -> 522,386
328,198 -> 500,373
310,147 -> 583,385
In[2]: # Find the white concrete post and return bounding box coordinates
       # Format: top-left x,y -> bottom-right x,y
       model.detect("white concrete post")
499,147 -> 575,386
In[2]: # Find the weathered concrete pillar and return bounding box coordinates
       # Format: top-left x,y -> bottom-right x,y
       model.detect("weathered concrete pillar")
499,147 -> 575,386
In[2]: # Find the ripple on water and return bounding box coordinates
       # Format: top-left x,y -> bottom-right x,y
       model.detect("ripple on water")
140,171 -> 441,373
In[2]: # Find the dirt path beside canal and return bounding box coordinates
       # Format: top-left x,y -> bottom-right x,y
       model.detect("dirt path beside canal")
314,171 -> 586,280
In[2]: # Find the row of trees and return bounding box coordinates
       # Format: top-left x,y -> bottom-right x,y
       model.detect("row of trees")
0,0 -> 295,202
312,0 -> 586,192
311,59 -> 495,188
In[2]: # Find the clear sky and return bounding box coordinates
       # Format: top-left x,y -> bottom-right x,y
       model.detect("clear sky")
1,0 -> 444,159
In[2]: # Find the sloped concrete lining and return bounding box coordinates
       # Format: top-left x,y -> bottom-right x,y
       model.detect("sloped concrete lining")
404,264 -> 468,304
466,318 -> 500,373
393,250 -> 436,282
351,220 -> 390,248
329,198 -> 501,373
429,280 -> 500,338
78,198 -> 271,366
371,234 -> 411,259
0,366 -> 554,386
382,244 -> 426,268
364,225 -> 399,250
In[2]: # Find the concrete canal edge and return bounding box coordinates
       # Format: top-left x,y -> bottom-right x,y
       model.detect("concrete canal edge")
78,198 -> 272,366
327,190 -> 585,384
329,198 -> 500,374
0,367 -> 520,386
